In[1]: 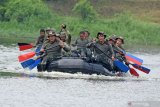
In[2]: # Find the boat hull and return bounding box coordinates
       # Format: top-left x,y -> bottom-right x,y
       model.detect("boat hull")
37,57 -> 116,76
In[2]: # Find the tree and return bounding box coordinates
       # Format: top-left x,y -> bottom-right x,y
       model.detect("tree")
72,0 -> 97,22
1,0 -> 52,22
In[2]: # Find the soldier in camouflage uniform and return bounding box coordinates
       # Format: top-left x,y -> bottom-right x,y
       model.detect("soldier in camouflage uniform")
59,24 -> 71,45
87,32 -> 115,71
73,31 -> 90,57
59,32 -> 71,56
37,31 -> 65,72
112,36 -> 126,62
34,29 -> 46,52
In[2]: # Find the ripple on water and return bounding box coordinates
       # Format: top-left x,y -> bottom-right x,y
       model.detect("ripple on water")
0,45 -> 160,107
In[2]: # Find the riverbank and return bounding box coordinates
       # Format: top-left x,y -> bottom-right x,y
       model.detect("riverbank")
0,0 -> 160,46
1,13 -> 160,46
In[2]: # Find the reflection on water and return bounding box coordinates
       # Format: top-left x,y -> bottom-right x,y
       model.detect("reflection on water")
0,45 -> 160,107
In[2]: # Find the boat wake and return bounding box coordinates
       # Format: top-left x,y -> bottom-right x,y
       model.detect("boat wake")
2,70 -> 152,82
0,45 -> 160,82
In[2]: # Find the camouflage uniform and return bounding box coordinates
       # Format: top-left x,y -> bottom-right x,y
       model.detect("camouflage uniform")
74,37 -> 90,57
59,26 -> 71,45
112,45 -> 126,62
38,40 -> 63,72
35,35 -> 45,52
35,36 -> 45,47
62,42 -> 71,56
87,41 -> 115,71
59,32 -> 71,56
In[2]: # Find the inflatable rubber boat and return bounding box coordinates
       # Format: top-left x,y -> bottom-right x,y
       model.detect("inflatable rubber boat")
37,57 -> 116,76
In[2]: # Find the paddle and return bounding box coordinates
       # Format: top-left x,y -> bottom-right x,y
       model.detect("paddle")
131,64 -> 150,74
18,43 -> 34,51
113,47 -> 143,65
21,59 -> 35,68
18,52 -> 36,62
23,45 -> 59,70
113,49 -> 140,75
18,46 -> 44,62
125,53 -> 143,66
93,44 -> 129,73
129,68 -> 139,77
113,49 -> 150,74
113,59 -> 129,73
28,58 -> 42,70
35,46 -> 42,56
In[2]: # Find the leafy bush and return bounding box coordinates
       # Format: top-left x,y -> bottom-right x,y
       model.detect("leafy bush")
72,0 -> 97,22
1,0 -> 52,22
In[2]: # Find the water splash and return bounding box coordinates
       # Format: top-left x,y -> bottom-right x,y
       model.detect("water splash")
0,45 -> 160,81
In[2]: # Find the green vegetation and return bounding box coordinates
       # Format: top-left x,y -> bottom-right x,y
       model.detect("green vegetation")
72,0 -> 97,21
0,0 -> 160,46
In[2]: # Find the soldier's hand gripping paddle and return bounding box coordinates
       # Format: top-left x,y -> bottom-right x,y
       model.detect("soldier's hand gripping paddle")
93,44 -> 129,73
114,49 -> 143,66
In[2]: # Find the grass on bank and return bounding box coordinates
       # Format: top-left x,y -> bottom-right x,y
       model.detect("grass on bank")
0,13 -> 160,46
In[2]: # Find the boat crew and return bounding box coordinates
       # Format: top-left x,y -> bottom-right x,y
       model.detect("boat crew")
111,36 -> 130,74
87,32 -> 115,71
84,30 -> 92,42
37,31 -> 65,72
35,29 -> 45,46
112,36 -> 126,62
34,29 -> 46,51
59,32 -> 71,56
59,24 -> 71,45
108,35 -> 117,46
73,31 -> 90,57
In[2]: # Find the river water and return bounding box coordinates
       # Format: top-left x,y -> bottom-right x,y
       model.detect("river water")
0,45 -> 160,107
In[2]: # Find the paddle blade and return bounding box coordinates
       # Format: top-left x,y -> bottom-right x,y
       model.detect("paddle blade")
130,68 -> 139,77
21,59 -> 35,68
18,52 -> 36,62
125,53 -> 143,65
114,60 -> 129,73
29,59 -> 41,70
18,43 -> 33,51
35,46 -> 41,56
132,64 -> 150,74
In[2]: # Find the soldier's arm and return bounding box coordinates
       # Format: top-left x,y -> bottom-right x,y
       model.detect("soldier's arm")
67,34 -> 71,45
63,42 -> 71,52
108,44 -> 115,60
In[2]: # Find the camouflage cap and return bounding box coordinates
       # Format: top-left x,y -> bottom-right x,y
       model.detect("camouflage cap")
48,31 -> 56,37
50,28 -> 56,33
60,32 -> 67,37
109,35 -> 117,41
46,27 -> 51,31
97,31 -> 106,38
56,33 -> 60,37
115,36 -> 124,44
